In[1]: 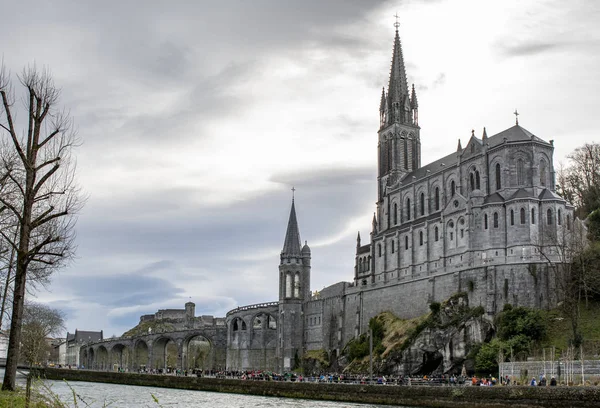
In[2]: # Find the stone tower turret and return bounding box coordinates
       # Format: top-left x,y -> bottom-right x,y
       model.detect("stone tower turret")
377,23 -> 421,205
277,196 -> 310,372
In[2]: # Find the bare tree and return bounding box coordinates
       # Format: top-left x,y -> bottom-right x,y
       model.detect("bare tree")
556,143 -> 600,218
20,302 -> 65,367
0,63 -> 84,390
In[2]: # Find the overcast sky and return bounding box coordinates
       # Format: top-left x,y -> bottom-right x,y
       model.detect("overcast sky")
2,0 -> 600,337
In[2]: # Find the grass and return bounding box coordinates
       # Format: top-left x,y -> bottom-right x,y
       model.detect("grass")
0,388 -> 62,408
542,299 -> 600,356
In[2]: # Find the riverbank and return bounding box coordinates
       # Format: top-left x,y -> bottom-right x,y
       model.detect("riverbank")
34,368 -> 600,408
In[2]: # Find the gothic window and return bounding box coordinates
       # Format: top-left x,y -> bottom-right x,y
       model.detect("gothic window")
434,226 -> 439,242
495,163 -> 501,190
558,209 -> 562,225
540,159 -> 547,187
450,232 -> 454,241
242,321 -> 247,330
460,229 -> 464,238
285,273 -> 292,298
470,173 -> 475,191
493,212 -> 499,228
419,231 -> 423,246
404,138 -> 408,170
386,137 -> 392,173
378,244 -> 381,257
391,240 -> 395,254
547,209 -> 553,225
405,236 -> 409,250
451,180 -> 456,197
358,258 -> 363,272
520,208 -> 526,224
233,320 -> 239,331
476,171 -> 481,190
567,214 -> 571,230
532,208 -> 536,224
406,198 -> 411,220
420,193 -> 425,216
394,203 -> 398,225
484,214 -> 488,230
294,272 -> 300,298
435,187 -> 440,211
510,210 -> 514,226
517,158 -> 525,186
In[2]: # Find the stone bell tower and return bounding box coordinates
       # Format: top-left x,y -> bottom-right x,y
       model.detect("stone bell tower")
277,192 -> 311,372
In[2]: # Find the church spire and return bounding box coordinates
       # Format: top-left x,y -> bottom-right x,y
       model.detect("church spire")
281,197 -> 302,257
386,22 -> 410,125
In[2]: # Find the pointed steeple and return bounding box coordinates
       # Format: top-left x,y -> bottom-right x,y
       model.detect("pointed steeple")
281,198 -> 302,257
482,127 -> 488,142
379,87 -> 386,112
372,212 -> 378,234
457,139 -> 463,151
410,84 -> 418,109
356,231 -> 361,249
386,24 -> 410,124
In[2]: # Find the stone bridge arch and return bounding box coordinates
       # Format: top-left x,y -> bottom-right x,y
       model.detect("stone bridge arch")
80,326 -> 227,372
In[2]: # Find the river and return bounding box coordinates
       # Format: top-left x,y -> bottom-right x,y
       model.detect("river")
2,369 -> 415,407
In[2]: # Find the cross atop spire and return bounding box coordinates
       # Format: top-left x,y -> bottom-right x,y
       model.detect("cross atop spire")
291,186 -> 296,201
394,12 -> 400,31
514,109 -> 519,125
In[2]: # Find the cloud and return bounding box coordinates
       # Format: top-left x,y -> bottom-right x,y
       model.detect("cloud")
496,41 -> 561,58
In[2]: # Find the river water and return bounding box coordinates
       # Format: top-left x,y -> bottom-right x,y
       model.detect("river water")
2,369 -> 414,408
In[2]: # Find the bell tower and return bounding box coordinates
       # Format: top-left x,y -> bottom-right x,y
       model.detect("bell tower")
277,191 -> 311,372
377,20 -> 421,202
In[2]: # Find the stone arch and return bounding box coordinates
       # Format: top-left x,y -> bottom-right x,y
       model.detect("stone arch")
252,312 -> 277,331
96,345 -> 109,371
133,339 -> 149,371
109,343 -> 130,372
153,336 -> 178,371
182,334 -> 212,371
404,195 -> 412,221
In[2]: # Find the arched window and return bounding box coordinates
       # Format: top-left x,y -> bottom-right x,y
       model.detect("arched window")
391,240 -> 395,254
558,209 -> 562,225
406,198 -> 411,220
476,171 -> 481,190
393,203 -> 398,225
405,236 -> 409,250
484,214 -> 488,230
378,244 -> 381,257
496,163 -> 501,190
493,212 -> 499,228
294,272 -> 300,298
358,258 -> 363,272
420,193 -> 425,216
532,208 -> 536,224
451,180 -> 456,197
547,209 -> 553,225
285,273 -> 292,298
540,160 -> 547,187
233,320 -> 239,331
434,226 -> 439,242
510,209 -> 515,226
419,231 -> 423,246
470,173 -> 475,191
517,158 -> 525,185
435,187 -> 440,211
241,321 -> 247,330
520,208 -> 526,224
404,138 -> 408,170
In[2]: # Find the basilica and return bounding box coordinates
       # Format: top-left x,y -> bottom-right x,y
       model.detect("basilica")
225,24 -> 574,373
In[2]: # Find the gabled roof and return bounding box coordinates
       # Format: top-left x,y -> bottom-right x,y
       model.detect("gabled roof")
487,125 -> 549,148
539,188 -> 562,200
484,192 -> 505,204
509,188 -> 535,200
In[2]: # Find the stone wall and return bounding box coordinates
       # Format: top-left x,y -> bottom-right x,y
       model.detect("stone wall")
36,368 -> 600,408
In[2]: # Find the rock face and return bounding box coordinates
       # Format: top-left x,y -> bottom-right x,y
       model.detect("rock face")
378,293 -> 494,376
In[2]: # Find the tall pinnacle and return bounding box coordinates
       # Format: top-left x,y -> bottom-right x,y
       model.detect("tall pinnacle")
387,24 -> 410,111
282,198 -> 302,256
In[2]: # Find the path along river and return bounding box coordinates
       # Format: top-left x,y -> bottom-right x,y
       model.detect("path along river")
2,369 -> 416,408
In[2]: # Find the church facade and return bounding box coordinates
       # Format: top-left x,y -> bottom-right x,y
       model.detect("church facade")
225,25 -> 574,373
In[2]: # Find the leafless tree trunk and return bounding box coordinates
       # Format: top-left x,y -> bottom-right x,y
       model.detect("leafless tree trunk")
0,63 -> 84,390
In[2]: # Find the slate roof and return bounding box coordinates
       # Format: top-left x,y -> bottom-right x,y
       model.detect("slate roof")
67,330 -> 103,344
483,192 -> 505,204
539,188 -> 562,200
508,188 -> 535,200
401,125 -> 549,183
281,199 -> 302,256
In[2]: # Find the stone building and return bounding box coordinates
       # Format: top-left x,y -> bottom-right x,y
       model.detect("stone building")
224,23 -> 574,373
